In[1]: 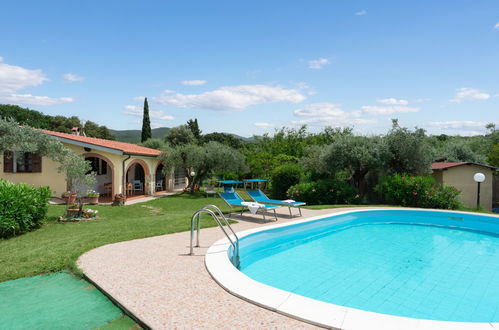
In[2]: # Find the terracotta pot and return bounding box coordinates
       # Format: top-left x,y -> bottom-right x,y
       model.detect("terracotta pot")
86,196 -> 99,205
66,208 -> 80,217
64,194 -> 77,204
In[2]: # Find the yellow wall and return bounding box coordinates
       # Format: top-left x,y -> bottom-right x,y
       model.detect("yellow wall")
0,155 -> 67,197
0,142 -> 170,197
434,165 -> 494,210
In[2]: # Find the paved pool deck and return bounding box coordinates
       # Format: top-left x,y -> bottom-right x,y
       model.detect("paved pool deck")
77,207 -> 361,329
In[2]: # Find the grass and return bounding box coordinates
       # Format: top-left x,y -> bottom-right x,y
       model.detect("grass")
0,192 -> 232,282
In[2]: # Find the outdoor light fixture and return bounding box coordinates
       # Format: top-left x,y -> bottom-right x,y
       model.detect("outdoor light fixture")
473,172 -> 485,208
190,171 -> 196,177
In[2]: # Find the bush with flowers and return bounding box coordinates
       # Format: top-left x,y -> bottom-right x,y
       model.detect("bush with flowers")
375,173 -> 460,209
287,179 -> 358,205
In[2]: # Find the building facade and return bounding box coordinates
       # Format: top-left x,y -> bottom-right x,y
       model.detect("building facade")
432,162 -> 497,210
1,130 -> 185,199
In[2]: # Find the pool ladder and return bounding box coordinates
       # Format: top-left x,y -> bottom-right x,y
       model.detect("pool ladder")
190,205 -> 240,269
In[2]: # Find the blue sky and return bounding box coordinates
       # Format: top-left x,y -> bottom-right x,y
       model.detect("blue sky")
0,0 -> 498,137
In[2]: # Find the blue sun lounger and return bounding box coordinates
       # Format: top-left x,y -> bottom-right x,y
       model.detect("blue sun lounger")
219,192 -> 279,221
246,190 -> 306,217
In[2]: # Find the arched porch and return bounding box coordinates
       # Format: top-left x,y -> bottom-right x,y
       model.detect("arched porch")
155,163 -> 168,192
84,153 -> 114,199
125,159 -> 150,197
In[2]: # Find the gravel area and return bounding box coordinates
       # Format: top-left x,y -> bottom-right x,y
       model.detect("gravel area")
78,207 -> 357,329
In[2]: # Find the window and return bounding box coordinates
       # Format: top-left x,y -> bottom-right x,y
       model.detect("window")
3,151 -> 42,173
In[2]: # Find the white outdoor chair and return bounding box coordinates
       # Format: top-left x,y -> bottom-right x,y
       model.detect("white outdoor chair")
133,180 -> 143,192
156,180 -> 163,191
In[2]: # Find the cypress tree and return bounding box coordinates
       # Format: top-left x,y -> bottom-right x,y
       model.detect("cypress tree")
141,97 -> 152,142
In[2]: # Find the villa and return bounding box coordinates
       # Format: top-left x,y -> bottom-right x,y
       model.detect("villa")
0,128 -> 186,200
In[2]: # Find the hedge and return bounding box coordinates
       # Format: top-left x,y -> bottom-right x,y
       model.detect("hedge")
271,164 -> 303,199
0,180 -> 51,238
287,179 -> 358,205
375,174 -> 461,209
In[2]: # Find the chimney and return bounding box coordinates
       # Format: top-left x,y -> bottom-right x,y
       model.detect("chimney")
71,127 -> 80,136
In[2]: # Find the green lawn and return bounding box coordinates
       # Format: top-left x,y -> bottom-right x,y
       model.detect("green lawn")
0,192 -> 232,282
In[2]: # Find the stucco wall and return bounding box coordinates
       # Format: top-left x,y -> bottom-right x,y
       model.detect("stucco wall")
436,165 -> 493,210
0,155 -> 67,197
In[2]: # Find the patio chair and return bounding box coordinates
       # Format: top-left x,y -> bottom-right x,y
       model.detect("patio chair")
155,180 -> 163,191
133,180 -> 143,192
219,192 -> 279,221
246,190 -> 306,217
205,185 -> 216,198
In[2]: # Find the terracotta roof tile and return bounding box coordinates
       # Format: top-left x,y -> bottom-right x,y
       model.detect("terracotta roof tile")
43,130 -> 162,156
431,162 -> 467,170
432,162 -> 498,171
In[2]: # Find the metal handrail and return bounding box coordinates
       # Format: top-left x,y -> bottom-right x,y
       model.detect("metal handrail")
190,205 -> 240,268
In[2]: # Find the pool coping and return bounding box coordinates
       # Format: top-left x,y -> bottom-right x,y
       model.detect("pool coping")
205,207 -> 499,330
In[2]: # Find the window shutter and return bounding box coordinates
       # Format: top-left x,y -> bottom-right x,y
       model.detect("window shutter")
3,151 -> 13,172
32,153 -> 42,173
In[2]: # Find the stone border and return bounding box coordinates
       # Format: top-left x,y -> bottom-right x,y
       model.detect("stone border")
205,208 -> 499,330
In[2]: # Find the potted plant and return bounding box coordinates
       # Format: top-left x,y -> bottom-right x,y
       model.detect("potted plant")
62,191 -> 77,204
112,193 -> 125,206
65,204 -> 80,218
86,190 -> 100,205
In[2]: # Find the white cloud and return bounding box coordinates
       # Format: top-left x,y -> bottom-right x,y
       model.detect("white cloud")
254,122 -> 274,128
355,10 -> 367,16
153,84 -> 306,111
377,98 -> 408,105
308,58 -> 330,69
293,103 -> 375,127
0,57 -> 47,93
427,121 -> 487,130
449,87 -> 490,103
361,98 -> 419,115
181,80 -> 207,86
0,94 -> 73,106
494,22 -> 499,29
427,121 -> 489,136
124,105 -> 174,120
361,105 -> 419,115
63,73 -> 84,82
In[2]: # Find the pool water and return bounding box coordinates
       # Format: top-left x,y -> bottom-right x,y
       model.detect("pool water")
240,223 -> 499,322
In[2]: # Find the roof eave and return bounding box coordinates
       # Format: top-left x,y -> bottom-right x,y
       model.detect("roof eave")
52,136 -> 124,155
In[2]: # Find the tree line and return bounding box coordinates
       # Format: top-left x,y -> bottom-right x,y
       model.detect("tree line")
141,117 -> 498,201
0,104 -> 116,140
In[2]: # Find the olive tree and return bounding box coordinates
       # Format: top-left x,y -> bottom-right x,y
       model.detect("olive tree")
0,118 -> 96,209
164,125 -> 196,147
382,119 -> 435,175
160,141 -> 247,192
303,135 -> 383,195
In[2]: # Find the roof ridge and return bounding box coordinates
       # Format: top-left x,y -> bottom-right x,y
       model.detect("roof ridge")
42,129 -> 162,156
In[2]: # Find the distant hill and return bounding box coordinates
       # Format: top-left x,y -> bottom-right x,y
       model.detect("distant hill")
109,127 -> 170,143
110,127 -> 254,144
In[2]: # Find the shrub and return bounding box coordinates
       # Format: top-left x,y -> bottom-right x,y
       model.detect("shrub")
287,179 -> 358,205
271,164 -> 303,199
375,174 -> 461,209
0,180 -> 51,238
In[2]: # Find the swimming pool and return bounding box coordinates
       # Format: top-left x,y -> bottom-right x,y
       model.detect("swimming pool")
206,209 -> 499,329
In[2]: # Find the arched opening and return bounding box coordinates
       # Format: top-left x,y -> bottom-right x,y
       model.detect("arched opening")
125,160 -> 149,196
174,167 -> 187,190
155,163 -> 168,192
84,153 -> 114,198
